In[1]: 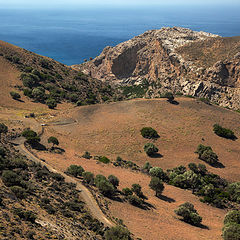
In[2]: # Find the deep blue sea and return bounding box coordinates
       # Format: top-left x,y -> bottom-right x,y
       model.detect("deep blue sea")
0,5 -> 240,65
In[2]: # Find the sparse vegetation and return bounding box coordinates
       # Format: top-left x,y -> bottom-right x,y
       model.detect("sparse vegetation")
48,136 -> 59,148
104,225 -> 132,240
144,143 -> 159,156
195,144 -> 219,165
98,156 -> 110,164
66,165 -> 85,177
149,177 -> 164,197
0,123 -> 8,134
175,202 -> 202,226
140,127 -> 159,139
82,151 -> 92,159
223,211 -> 240,240
10,91 -> 21,100
213,124 -> 236,139
22,128 -> 40,145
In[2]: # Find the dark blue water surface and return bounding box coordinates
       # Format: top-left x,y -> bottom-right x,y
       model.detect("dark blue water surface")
0,5 -> 240,65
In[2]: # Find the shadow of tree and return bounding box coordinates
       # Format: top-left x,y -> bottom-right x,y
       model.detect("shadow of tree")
157,194 -> 175,203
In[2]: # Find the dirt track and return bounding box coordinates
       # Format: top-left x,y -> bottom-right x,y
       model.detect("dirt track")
12,122 -> 114,228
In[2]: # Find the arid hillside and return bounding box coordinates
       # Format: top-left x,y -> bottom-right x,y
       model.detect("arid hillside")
0,40 -> 120,111
33,97 -> 240,240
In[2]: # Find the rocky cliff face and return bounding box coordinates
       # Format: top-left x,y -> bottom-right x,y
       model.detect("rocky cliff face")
73,27 -> 240,109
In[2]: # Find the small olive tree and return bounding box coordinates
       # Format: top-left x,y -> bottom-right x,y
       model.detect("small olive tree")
149,177 -> 164,197
48,136 -> 59,148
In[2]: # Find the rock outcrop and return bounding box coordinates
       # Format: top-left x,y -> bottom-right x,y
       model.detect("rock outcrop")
73,27 -> 240,109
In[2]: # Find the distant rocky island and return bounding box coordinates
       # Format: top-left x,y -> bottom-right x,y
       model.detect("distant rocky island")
73,27 -> 240,109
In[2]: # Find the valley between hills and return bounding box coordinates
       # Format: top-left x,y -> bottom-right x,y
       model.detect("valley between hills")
0,27 -> 239,240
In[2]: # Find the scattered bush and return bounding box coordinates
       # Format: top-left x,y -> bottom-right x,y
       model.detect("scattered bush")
149,177 -> 164,197
213,124 -> 236,139
0,123 -> 8,134
224,211 -> 240,225
196,144 -> 218,165
162,92 -> 174,102
98,156 -> 110,164
127,195 -> 143,207
131,184 -> 143,198
149,167 -> 167,181
83,172 -> 94,184
22,129 -> 40,145
96,179 -> 115,197
0,147 -> 6,157
175,202 -> 202,226
142,161 -> 152,172
140,127 -> 159,139
10,186 -> 27,199
108,175 -> 119,188
48,136 -> 59,148
104,225 -> 132,240
2,170 -> 21,187
13,208 -> 36,223
223,211 -> 240,240
144,143 -> 159,156
82,151 -> 92,159
46,98 -> 57,109
10,91 -> 21,100
122,188 -> 133,196
223,223 -> 240,240
227,182 -> 240,203
66,165 -> 84,177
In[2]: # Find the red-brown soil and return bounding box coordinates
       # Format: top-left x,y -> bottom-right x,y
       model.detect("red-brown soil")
33,98 -> 240,240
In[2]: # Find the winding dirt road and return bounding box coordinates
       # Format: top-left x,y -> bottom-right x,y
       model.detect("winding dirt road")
12,122 -> 114,228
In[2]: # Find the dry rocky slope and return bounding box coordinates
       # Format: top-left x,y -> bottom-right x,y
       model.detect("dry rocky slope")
74,27 -> 240,109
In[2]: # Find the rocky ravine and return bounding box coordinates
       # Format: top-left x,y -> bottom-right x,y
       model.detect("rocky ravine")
73,27 -> 240,109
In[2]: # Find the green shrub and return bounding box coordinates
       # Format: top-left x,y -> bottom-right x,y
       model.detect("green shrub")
127,195 -> 143,207
162,92 -> 174,102
188,163 -> 198,173
213,124 -> 236,139
98,156 -> 110,164
149,177 -> 164,197
46,99 -> 57,109
66,165 -> 84,177
2,170 -> 21,187
122,188 -> 133,196
22,129 -> 40,145
96,179 -> 115,197
144,143 -> 159,156
48,136 -> 59,148
82,151 -> 92,159
94,174 -> 107,185
175,202 -> 202,226
196,144 -> 218,165
224,211 -> 240,225
108,175 -> 119,188
23,88 -> 32,98
10,186 -> 27,199
10,158 -> 28,169
0,123 -> 8,134
223,223 -> 240,240
32,87 -> 45,102
104,225 -> 132,240
142,161 -> 152,172
131,184 -> 143,197
13,208 -> 36,223
82,172 -> 94,184
149,167 -> 167,181
10,91 -> 21,100
140,127 -> 159,139
0,147 -> 6,157
227,183 -> 240,202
